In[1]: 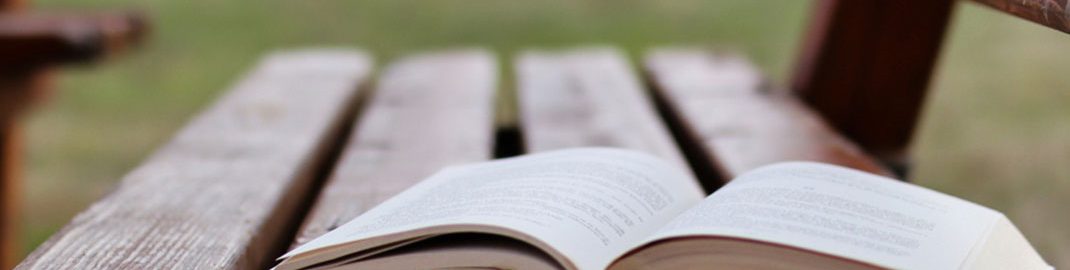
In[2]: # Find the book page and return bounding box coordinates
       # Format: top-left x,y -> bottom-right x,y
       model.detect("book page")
965,217 -> 1053,270
641,162 -> 1001,270
282,148 -> 704,270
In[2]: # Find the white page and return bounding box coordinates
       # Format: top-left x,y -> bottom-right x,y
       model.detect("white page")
283,148 -> 704,270
644,162 -> 1000,270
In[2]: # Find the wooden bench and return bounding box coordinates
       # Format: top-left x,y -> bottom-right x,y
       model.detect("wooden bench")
13,47 -> 889,269
13,0 -> 1069,268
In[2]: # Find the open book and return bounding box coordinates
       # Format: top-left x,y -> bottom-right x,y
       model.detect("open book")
275,148 -> 1052,270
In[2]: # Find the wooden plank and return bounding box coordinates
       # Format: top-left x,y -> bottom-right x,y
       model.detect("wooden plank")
971,0 -> 1070,34
516,47 -> 690,178
791,0 -> 954,160
16,49 -> 372,270
646,48 -> 893,182
290,50 -> 497,247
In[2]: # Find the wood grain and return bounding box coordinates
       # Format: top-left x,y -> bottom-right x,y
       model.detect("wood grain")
516,47 -> 690,180
972,0 -> 1070,34
289,50 -> 497,248
16,49 -> 372,270
645,49 -> 893,182
792,0 -> 954,160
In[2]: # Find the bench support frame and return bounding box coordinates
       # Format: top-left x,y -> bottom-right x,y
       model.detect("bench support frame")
793,0 -> 955,167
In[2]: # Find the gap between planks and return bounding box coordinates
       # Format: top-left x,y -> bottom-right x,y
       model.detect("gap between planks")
288,50 -> 498,249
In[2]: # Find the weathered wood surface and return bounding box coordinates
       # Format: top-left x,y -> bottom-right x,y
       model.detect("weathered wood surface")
792,0 -> 954,160
290,50 -> 497,248
516,47 -> 694,184
0,11 -> 148,69
972,0 -> 1070,34
645,49 -> 893,182
17,49 -> 372,270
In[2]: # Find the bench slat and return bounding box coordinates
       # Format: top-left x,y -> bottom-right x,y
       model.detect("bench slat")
290,50 -> 497,248
17,50 -> 372,270
644,49 -> 892,181
516,48 -> 688,169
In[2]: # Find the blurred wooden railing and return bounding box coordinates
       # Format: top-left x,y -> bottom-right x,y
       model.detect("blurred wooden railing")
0,12 -> 147,67
0,1 -> 147,267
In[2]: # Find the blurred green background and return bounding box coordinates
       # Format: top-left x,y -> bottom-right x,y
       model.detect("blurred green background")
20,0 -> 1070,267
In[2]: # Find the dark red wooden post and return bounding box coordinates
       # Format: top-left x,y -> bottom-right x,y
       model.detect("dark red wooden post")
0,4 -> 146,266
1,71 -> 48,269
1,0 -> 22,10
1,0 -> 27,267
0,108 -> 22,270
792,0 -> 955,167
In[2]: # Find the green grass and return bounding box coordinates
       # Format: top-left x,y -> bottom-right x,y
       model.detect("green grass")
18,0 -> 1070,267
